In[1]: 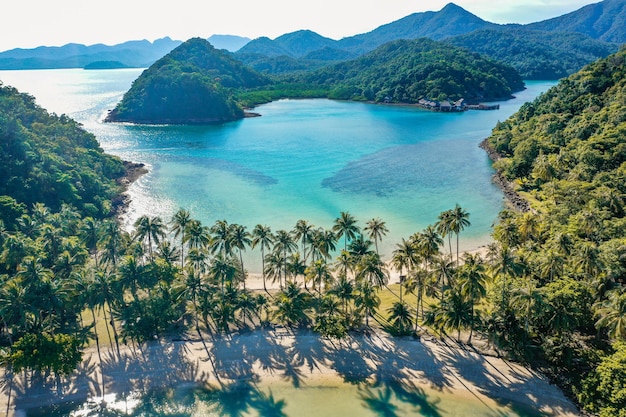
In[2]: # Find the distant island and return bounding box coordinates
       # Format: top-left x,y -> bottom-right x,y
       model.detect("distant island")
105,37 -> 523,125
104,38 -> 270,124
84,60 -> 130,69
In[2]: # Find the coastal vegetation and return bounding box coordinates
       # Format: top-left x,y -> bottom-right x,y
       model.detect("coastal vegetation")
483,46 -> 626,416
106,37 -> 524,124
0,82 -> 125,220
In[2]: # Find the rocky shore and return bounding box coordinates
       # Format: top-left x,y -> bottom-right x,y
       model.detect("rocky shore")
111,160 -> 148,217
479,138 -> 531,212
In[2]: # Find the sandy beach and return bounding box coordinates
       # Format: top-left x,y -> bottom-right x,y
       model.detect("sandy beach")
1,327 -> 580,416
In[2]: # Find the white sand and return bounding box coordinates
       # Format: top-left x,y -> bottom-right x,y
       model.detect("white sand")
1,328 -> 580,416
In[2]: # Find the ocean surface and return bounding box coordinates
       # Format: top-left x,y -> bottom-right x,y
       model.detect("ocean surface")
0,69 -> 555,271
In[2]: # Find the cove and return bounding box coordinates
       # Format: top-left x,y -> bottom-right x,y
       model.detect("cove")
0,69 -> 556,271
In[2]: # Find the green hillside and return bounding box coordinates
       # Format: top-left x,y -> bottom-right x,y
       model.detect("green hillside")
447,29 -> 618,80
105,38 -> 271,124
0,82 -> 125,224
293,38 -> 524,103
484,46 -> 626,415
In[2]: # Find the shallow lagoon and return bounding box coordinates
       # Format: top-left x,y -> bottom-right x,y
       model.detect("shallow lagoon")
0,69 -> 556,271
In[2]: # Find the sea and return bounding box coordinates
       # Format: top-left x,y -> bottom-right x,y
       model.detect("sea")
0,69 -> 557,416
0,68 -> 555,272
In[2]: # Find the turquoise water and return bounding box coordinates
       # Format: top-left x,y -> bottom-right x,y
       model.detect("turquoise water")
0,69 -> 555,270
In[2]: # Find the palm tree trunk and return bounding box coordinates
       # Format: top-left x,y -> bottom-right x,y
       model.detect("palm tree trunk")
90,307 -> 105,396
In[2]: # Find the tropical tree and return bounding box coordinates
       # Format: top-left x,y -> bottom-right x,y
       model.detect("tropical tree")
80,217 -> 101,266
387,301 -> 413,335
133,215 -> 166,259
432,288 -> 473,341
273,281 -> 311,328
329,274 -> 355,319
210,220 -> 232,258
449,204 -> 471,267
251,224 -> 274,293
273,229 -> 297,288
229,223 -> 251,288
436,209 -> 454,259
364,218 -> 388,255
458,253 -> 487,343
170,209 -> 192,266
354,280 -> 380,328
332,211 -> 360,251
292,220 -> 314,265
595,290 -> 626,341
356,253 -> 389,289
99,220 -> 127,269
210,254 -> 239,296
177,269 -> 206,337
306,259 -> 334,295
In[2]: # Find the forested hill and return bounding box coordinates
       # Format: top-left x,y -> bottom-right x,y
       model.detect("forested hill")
484,47 -> 626,416
446,29 -> 618,80
0,82 -> 126,226
292,38 -> 524,103
105,38 -> 271,124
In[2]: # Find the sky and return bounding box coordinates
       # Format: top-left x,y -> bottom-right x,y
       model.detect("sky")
1,0 -> 602,52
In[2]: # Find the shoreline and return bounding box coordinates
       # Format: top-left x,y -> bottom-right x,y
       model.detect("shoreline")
111,160 -> 148,219
1,329 -> 580,417
479,138 -> 531,212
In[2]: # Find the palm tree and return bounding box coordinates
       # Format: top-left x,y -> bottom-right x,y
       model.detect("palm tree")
229,223 -> 251,289
315,228 -> 337,262
273,230 -> 297,288
490,245 -> 521,309
184,219 -> 211,252
432,254 -> 454,300
356,253 -> 389,289
210,254 -> 239,296
329,275 -> 355,319
292,220 -> 314,265
264,251 -> 284,290
177,269 -> 206,337
432,288 -> 473,342
436,209 -> 454,259
387,301 -> 413,335
133,215 -> 166,259
414,225 -> 443,270
595,290 -> 626,340
210,219 -> 232,257
251,224 -> 274,293
458,253 -> 487,343
99,220 -> 126,269
511,279 -> 544,342
364,218 -> 388,256
80,217 -> 101,266
273,281 -> 312,328
170,209 -> 192,266
332,211 -> 360,251
404,268 -> 430,331
305,258 -> 334,295
449,204 -> 471,267
392,238 -> 417,301
92,268 -> 121,355
118,255 -> 144,303
354,280 -> 380,328
287,253 -> 306,285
